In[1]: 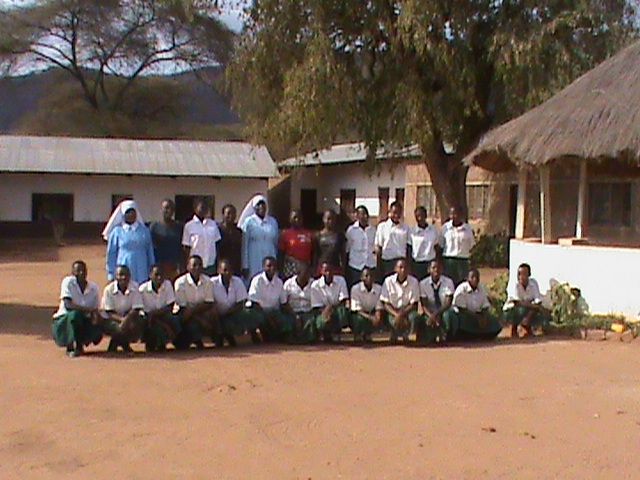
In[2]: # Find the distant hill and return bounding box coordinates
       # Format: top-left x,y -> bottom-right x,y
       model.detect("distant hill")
0,67 -> 243,140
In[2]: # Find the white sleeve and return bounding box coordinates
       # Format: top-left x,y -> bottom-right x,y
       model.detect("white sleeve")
165,281 -> 176,307
374,224 -> 384,248
481,287 -> 491,310
236,279 -> 248,303
279,283 -> 287,305
101,286 -> 114,311
379,279 -> 390,304
181,222 -> 192,247
419,279 -> 428,299
204,279 -> 215,303
310,283 -> 324,309
248,277 -> 260,303
60,277 -> 73,300
409,279 -> 420,304
212,223 -> 222,242
338,278 -> 349,302
350,285 -> 361,312
452,285 -> 466,309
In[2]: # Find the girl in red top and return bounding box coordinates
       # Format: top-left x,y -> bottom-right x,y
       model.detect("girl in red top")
278,210 -> 314,279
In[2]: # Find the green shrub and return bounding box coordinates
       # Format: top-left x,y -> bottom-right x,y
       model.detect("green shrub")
487,272 -> 509,320
471,233 -> 510,268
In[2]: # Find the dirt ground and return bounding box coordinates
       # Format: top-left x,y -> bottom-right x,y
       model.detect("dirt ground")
0,240 -> 639,479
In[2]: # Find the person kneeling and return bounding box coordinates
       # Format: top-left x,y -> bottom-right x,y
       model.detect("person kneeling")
173,255 -> 218,350
52,260 -> 102,357
310,262 -> 350,343
101,265 -> 145,353
350,267 -> 384,344
211,259 -> 252,347
282,264 -> 316,343
247,256 -> 289,343
419,260 -> 455,345
139,265 -> 180,352
379,259 -> 421,345
503,263 -> 550,338
444,269 -> 502,340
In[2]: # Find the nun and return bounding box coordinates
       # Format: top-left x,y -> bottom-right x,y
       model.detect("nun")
239,194 -> 279,281
104,200 -> 155,285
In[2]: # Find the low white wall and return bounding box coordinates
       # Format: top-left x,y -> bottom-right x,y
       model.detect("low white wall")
0,173 -> 267,222
509,239 -> 640,317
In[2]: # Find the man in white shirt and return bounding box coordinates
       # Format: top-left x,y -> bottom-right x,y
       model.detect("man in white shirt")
409,206 -> 442,281
345,205 -> 377,289
139,264 -> 180,352
441,206 -> 476,285
52,260 -> 102,357
211,258 -> 252,347
444,268 -> 502,340
182,198 -> 221,276
101,265 -> 145,354
173,255 -> 217,350
419,260 -> 455,344
375,201 -> 410,278
248,256 -> 289,343
282,263 -> 316,343
379,259 -> 421,344
350,267 -> 384,343
503,263 -> 550,338
310,261 -> 350,343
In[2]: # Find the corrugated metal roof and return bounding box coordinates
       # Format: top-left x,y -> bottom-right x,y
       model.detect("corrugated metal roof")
0,136 -> 278,178
280,142 -> 422,167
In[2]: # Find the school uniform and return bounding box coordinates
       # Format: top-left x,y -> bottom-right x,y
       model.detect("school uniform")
248,272 -> 290,337
173,273 -> 215,345
182,216 -> 222,275
101,280 -> 145,340
283,275 -> 316,342
503,278 -> 550,327
345,222 -> 376,288
444,281 -> 502,339
419,275 -> 455,343
52,276 -> 103,349
310,275 -> 350,338
139,279 -> 180,350
409,224 -> 442,281
350,282 -> 382,336
441,220 -> 475,285
211,274 -> 254,336
374,219 -> 410,277
379,273 -> 421,338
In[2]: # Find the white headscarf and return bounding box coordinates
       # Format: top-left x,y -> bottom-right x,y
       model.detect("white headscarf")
238,194 -> 268,229
101,200 -> 145,240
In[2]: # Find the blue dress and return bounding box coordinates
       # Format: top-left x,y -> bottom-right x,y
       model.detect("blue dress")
241,214 -> 279,279
106,223 -> 156,284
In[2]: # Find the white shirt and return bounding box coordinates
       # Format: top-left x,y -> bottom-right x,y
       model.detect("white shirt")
211,275 -> 248,315
379,274 -> 420,309
345,222 -> 376,270
504,278 -> 543,310
453,281 -> 491,313
419,275 -> 455,313
182,216 -> 222,268
174,273 -> 214,308
101,281 -> 144,316
283,275 -> 313,313
139,279 -> 176,314
350,282 -> 382,313
54,276 -> 100,318
374,219 -> 410,260
441,221 -> 475,258
248,272 -> 286,310
409,224 -> 442,262
310,275 -> 349,309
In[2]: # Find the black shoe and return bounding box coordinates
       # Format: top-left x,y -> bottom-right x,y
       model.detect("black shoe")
225,335 -> 237,347
107,339 -> 118,353
122,343 -> 134,354
214,335 -> 225,348
194,340 -> 205,350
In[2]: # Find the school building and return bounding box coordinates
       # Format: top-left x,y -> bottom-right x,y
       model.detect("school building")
0,135 -> 277,237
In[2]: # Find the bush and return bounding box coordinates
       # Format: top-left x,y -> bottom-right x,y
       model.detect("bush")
487,272 -> 509,320
471,233 -> 510,268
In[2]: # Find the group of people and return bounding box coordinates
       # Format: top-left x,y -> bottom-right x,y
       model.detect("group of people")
52,194 -> 550,357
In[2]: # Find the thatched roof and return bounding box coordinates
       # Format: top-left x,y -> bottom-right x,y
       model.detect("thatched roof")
465,40 -> 640,172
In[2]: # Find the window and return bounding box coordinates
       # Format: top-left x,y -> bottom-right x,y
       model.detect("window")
416,186 -> 439,218
395,188 -> 405,207
32,194 -> 74,223
175,195 -> 215,223
339,189 -> 356,221
466,185 -> 490,220
588,182 -> 631,227
112,194 -> 133,212
300,189 -> 319,228
378,187 -> 390,220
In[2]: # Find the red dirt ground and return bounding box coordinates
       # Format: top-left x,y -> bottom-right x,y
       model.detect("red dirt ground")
0,241 -> 639,479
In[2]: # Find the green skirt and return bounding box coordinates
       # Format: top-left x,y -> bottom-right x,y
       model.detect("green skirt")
52,311 -> 103,348
313,305 -> 350,336
382,310 -> 422,337
503,306 -> 551,327
443,257 -> 470,286
443,309 -> 502,340
143,314 -> 182,350
350,311 -> 375,336
222,308 -> 272,336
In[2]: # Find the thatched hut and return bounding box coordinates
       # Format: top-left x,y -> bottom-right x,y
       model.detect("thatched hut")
465,39 -> 640,316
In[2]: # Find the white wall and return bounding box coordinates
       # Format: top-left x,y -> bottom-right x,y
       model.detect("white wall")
0,173 -> 267,222
289,162 -> 406,216
510,239 -> 640,317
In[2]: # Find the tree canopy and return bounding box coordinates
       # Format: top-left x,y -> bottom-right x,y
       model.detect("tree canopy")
228,0 -> 637,215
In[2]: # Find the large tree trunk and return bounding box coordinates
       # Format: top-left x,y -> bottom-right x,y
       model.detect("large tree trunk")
422,148 -> 469,221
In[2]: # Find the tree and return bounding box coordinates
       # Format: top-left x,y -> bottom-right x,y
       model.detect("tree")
0,0 -> 234,112
228,0 -> 637,216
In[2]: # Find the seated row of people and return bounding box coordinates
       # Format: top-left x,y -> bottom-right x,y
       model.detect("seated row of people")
52,256 -> 549,357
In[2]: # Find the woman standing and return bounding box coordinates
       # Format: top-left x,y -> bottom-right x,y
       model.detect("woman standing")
313,209 -> 346,277
278,209 -> 314,279
239,194 -> 279,282
441,206 -> 475,286
104,200 -> 155,285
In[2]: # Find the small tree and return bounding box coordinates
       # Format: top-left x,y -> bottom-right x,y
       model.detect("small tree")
0,0 -> 234,112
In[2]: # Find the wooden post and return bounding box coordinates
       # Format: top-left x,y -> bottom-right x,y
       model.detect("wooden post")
539,165 -> 552,244
575,160 -> 587,239
515,169 -> 527,239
